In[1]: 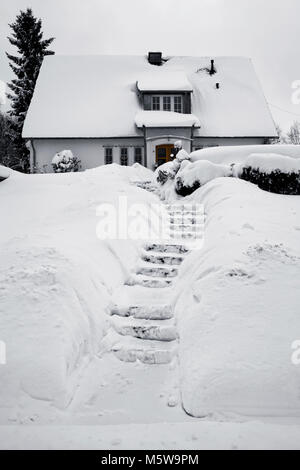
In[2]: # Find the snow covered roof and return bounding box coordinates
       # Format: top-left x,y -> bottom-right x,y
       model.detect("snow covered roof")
137,70 -> 193,92
135,111 -> 200,128
23,55 -> 277,139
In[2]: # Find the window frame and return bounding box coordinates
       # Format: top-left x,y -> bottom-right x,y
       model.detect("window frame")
134,147 -> 142,164
174,95 -> 183,113
120,147 -> 128,166
163,96 -> 171,111
150,95 -> 183,113
105,147 -> 113,164
152,96 -> 160,111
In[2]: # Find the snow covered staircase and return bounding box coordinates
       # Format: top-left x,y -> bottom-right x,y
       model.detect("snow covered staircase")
108,198 -> 205,365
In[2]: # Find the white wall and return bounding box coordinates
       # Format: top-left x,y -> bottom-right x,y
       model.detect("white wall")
32,138 -> 144,172
31,135 -> 269,173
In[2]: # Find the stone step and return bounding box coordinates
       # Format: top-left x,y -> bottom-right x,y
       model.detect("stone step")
169,224 -> 204,232
112,318 -> 177,342
113,344 -> 176,364
136,266 -> 178,278
170,232 -> 203,240
111,335 -> 176,364
111,305 -> 173,320
144,243 -> 189,254
169,217 -> 204,225
141,253 -> 184,266
125,275 -> 173,288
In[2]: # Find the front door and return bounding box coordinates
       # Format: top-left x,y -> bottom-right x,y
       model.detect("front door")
156,144 -> 175,166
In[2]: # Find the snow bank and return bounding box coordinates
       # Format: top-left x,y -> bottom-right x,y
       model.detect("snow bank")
191,144 -> 300,165
176,149 -> 191,163
176,177 -> 300,417
135,111 -> 200,128
0,164 -> 156,419
234,153 -> 300,176
175,160 -> 231,196
0,165 -> 10,181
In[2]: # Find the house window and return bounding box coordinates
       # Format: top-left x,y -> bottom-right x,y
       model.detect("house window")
120,148 -> 128,166
149,95 -> 185,112
105,147 -> 113,164
134,147 -> 142,164
152,96 -> 160,110
163,96 -> 171,111
174,96 -> 182,113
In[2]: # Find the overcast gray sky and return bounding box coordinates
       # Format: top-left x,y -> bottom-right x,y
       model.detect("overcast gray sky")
1,0 -> 299,131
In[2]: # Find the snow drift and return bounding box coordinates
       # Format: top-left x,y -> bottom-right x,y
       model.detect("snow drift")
176,177 -> 300,417
190,144 -> 300,165
175,160 -> 232,196
0,163 -> 155,419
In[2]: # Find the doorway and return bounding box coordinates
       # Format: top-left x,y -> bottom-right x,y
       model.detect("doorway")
156,144 -> 175,166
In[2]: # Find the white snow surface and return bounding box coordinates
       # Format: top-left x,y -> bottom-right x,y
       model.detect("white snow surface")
191,144 -> 300,165
137,69 -> 193,92
0,163 -> 155,416
176,160 -> 231,188
135,111 -> 200,128
22,55 -> 277,138
2,164 -> 300,448
234,153 -> 300,176
0,165 -> 10,180
176,177 -> 300,418
176,149 -> 191,162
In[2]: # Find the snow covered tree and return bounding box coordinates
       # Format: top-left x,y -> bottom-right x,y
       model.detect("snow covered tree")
0,111 -> 15,168
6,8 -> 54,172
287,121 -> 300,145
270,124 -> 286,144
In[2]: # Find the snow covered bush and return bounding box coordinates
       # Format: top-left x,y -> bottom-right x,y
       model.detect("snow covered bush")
155,160 -> 180,185
175,160 -> 232,196
155,148 -> 191,185
176,149 -> 191,163
52,150 -> 81,173
234,153 -> 300,195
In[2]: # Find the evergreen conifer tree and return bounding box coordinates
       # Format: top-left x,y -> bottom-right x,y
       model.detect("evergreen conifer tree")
6,8 -> 54,172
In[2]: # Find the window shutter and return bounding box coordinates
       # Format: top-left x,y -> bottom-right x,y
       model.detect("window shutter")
144,95 -> 151,110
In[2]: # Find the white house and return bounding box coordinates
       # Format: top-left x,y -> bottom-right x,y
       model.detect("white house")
22,52 -> 278,172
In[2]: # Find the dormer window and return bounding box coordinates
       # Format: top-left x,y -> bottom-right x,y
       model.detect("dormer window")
150,95 -> 183,113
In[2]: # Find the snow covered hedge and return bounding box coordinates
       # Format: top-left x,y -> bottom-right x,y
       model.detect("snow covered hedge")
157,148 -> 300,197
52,150 -> 81,173
175,160 -> 232,196
234,153 -> 300,195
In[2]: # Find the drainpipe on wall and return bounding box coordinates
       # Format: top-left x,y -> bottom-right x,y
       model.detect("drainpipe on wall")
190,125 -> 195,153
143,126 -> 147,168
25,139 -> 36,173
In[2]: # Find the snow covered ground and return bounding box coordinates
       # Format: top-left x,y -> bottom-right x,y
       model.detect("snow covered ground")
1,162 -> 300,449
0,163 -> 156,416
176,177 -> 300,418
